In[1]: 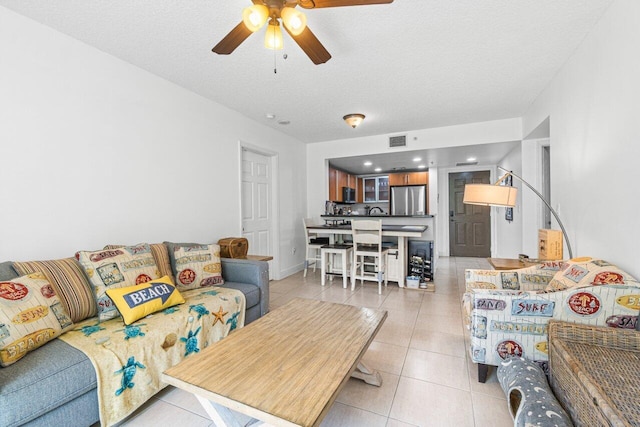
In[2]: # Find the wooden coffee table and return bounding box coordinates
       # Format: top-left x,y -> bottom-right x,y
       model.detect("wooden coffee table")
162,298 -> 387,427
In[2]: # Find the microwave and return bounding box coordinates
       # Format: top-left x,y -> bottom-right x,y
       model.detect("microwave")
342,187 -> 356,203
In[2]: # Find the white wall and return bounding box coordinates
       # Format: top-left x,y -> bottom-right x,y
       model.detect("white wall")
0,7 -> 306,279
494,145 -> 523,258
306,119 -> 523,257
523,0 -> 640,277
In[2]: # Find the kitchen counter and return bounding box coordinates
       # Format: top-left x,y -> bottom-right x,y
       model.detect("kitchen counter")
321,214 -> 434,218
311,224 -> 427,233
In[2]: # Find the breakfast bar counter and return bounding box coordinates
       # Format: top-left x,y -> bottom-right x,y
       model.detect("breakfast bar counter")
306,222 -> 430,288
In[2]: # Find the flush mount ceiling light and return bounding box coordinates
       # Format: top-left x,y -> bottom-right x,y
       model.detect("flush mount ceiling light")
212,0 -> 394,65
343,113 -> 365,128
413,157 -> 422,162
363,161 -> 372,166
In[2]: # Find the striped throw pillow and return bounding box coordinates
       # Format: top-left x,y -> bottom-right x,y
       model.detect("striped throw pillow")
13,258 -> 97,323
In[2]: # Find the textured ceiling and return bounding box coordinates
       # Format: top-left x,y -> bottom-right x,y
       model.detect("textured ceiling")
1,0 -> 613,143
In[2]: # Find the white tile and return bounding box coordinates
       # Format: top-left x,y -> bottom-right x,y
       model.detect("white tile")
154,385 -> 209,419
321,402 -> 388,427
386,419 -> 419,427
471,392 -> 513,427
409,328 -> 466,357
401,348 -> 470,392
361,341 -> 409,376
374,319 -> 414,347
117,398 -> 212,426
336,372 -> 400,416
389,377 -> 474,427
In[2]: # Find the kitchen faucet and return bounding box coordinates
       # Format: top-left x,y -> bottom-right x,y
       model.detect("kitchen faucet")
368,206 -> 385,215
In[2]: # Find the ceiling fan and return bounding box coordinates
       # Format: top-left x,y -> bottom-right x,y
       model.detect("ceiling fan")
212,0 -> 394,65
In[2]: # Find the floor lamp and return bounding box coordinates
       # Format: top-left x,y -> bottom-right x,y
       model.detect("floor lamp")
462,166 -> 573,259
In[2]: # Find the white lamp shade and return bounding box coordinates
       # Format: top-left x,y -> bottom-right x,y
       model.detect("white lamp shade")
463,184 -> 518,207
281,7 -> 307,36
242,5 -> 269,32
264,22 -> 284,50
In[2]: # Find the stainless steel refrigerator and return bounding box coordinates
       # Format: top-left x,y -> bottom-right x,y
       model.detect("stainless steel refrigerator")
390,185 -> 427,216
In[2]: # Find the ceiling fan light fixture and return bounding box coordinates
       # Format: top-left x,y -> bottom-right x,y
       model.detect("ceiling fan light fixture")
242,4 -> 269,32
343,113 -> 365,128
264,19 -> 284,50
280,7 -> 307,36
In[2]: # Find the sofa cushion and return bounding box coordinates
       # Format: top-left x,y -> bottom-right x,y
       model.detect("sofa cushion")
0,272 -> 74,366
13,258 -> 97,323
0,261 -> 18,281
220,281 -> 260,310
76,243 -> 161,321
164,242 -> 224,290
106,276 -> 185,325
0,338 -> 96,426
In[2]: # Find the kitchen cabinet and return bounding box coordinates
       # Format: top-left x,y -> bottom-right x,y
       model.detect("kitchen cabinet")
363,176 -> 389,202
328,167 -> 338,201
386,246 -> 400,283
328,166 -> 357,202
389,172 -> 428,186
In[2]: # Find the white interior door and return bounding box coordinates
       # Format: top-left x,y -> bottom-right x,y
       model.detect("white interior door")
241,148 -> 272,275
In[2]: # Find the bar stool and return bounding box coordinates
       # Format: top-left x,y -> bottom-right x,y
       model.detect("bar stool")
303,218 -> 327,277
320,244 -> 353,288
351,220 -> 389,294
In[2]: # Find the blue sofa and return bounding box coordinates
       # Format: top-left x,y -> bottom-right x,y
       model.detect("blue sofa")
0,256 -> 269,427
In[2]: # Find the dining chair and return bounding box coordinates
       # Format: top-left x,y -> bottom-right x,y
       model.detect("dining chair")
350,220 -> 389,294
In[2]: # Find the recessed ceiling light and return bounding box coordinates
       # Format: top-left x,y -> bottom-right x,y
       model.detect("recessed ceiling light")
374,167 -> 382,172
418,165 -> 426,169
413,157 -> 422,162
265,113 -> 276,119
467,157 -> 476,162
278,120 -> 290,125
364,161 -> 372,166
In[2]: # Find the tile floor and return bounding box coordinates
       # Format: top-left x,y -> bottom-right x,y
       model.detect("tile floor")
117,257 -> 514,427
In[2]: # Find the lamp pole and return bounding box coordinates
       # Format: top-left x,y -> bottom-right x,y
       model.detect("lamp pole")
498,167 -> 573,259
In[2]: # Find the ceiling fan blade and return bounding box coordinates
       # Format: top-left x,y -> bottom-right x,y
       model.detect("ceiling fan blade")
285,25 -> 331,65
212,22 -> 252,55
298,0 -> 393,9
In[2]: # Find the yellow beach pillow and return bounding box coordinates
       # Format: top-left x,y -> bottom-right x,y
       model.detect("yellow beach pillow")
106,276 -> 185,325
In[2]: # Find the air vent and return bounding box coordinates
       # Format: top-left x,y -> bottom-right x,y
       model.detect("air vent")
456,161 -> 478,166
389,135 -> 407,148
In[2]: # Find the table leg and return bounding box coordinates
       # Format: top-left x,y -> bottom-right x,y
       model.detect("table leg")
351,361 -> 383,387
397,236 -> 406,288
195,395 -> 273,427
321,250 -> 327,287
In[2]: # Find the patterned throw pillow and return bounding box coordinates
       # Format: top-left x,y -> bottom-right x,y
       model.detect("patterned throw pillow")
13,258 -> 97,323
164,242 -> 224,290
76,243 -> 160,321
545,257 -> 638,292
104,243 -> 173,279
0,272 -> 74,366
105,276 -> 185,325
